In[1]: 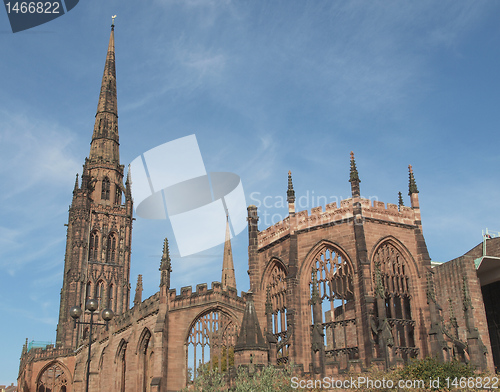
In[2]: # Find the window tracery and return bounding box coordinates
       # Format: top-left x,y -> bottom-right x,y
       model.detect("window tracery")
36,362 -> 69,392
373,242 -> 416,360
265,262 -> 289,364
309,246 -> 357,365
186,310 -> 237,383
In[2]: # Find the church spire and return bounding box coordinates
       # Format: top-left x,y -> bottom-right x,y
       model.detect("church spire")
89,24 -> 119,163
133,274 -> 143,306
221,215 -> 236,291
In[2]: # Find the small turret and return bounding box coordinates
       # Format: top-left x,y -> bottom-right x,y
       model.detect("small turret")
234,292 -> 268,367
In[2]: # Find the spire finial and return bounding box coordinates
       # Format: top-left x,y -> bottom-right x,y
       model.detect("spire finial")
408,165 -> 419,195
349,151 -> 360,183
111,15 -> 116,30
398,191 -> 404,210
287,170 -> 295,203
349,151 -> 361,197
160,238 -> 172,288
74,173 -> 79,191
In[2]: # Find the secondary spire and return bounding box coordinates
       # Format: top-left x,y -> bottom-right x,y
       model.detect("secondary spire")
221,215 -> 236,291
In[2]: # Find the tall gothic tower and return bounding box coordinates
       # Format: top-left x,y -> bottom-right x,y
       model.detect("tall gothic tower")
56,23 -> 133,349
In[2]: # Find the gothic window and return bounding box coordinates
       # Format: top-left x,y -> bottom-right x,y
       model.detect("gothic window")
139,329 -> 152,392
186,310 -> 237,384
265,262 -> 289,364
89,231 -> 99,261
86,281 -> 92,300
82,327 -> 89,341
108,284 -> 114,312
309,246 -> 357,365
115,186 -> 122,205
96,280 -> 104,308
36,362 -> 69,392
101,177 -> 110,200
106,234 -> 117,263
373,242 -> 416,361
117,341 -> 127,392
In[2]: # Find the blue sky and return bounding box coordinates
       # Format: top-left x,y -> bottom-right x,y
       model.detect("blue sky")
1,0 -> 500,385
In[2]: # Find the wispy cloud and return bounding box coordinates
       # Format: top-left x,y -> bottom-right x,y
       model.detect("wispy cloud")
0,110 -> 80,200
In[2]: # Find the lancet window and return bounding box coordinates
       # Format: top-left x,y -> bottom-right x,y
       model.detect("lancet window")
36,362 -> 69,392
89,231 -> 99,261
108,284 -> 114,311
96,280 -> 104,308
117,341 -> 127,392
309,246 -> 357,364
186,310 -> 237,383
373,242 -> 416,360
106,234 -> 117,263
139,329 -> 153,392
265,262 -> 289,364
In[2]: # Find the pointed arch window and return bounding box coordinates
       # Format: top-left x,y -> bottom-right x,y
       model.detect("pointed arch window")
309,246 -> 357,367
265,262 -> 289,364
86,281 -> 92,300
108,284 -> 114,312
89,231 -> 99,261
139,329 -> 153,392
96,280 -> 105,308
106,233 -> 117,263
186,310 -> 237,383
373,242 -> 417,361
36,362 -> 69,392
117,341 -> 127,392
101,177 -> 110,200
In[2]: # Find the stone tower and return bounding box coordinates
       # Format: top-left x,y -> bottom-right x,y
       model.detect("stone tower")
55,23 -> 133,349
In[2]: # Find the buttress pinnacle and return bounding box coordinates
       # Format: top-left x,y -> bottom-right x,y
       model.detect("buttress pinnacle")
408,165 -> 419,195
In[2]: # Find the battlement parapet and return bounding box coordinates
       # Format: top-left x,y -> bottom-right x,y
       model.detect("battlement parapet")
257,217 -> 290,248
257,197 -> 418,249
135,292 -> 160,320
361,198 -> 416,225
19,346 -> 74,369
169,281 -> 244,311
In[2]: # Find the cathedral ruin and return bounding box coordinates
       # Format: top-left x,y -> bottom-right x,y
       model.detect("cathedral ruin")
18,24 -> 499,392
